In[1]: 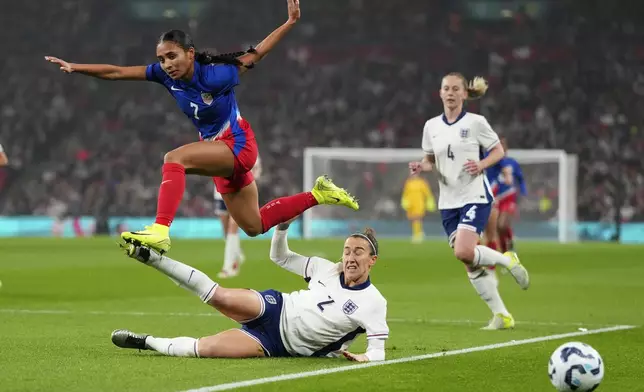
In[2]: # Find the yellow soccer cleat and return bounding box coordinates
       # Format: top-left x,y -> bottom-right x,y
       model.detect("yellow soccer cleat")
120,223 -> 171,254
481,313 -> 515,330
504,251 -> 530,290
311,175 -> 359,211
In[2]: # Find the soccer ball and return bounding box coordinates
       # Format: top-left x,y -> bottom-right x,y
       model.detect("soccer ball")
548,341 -> 604,391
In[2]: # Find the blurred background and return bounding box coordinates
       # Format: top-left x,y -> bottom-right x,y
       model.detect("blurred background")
0,0 -> 642,242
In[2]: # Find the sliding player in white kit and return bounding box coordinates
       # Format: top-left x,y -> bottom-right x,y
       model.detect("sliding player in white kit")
409,73 -> 530,330
214,155 -> 262,278
111,221 -> 388,361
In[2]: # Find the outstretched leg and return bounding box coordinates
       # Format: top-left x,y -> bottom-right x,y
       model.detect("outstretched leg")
223,175 -> 359,237
123,244 -> 263,322
115,245 -> 270,358
111,329 -> 265,358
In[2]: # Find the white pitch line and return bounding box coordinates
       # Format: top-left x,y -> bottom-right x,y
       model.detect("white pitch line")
386,317 -> 610,328
0,308 -> 616,328
180,325 -> 636,392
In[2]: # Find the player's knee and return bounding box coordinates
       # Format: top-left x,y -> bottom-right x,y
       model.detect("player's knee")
195,336 -> 223,358
209,287 -> 232,307
240,225 -> 263,237
196,341 -> 215,358
163,150 -> 183,165
454,247 -> 475,264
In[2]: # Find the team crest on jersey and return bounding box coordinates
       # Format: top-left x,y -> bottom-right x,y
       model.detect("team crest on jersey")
201,92 -> 213,105
264,294 -> 277,305
460,128 -> 470,138
342,300 -> 359,315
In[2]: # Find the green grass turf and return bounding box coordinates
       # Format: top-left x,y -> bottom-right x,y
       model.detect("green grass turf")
0,238 -> 642,391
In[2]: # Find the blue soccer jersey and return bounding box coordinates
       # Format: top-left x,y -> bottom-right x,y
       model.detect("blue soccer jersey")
146,61 -> 245,141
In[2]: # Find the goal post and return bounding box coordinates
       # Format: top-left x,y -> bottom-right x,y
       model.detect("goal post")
303,147 -> 578,243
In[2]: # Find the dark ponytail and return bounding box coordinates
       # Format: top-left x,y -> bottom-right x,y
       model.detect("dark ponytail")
194,48 -> 257,67
159,29 -> 257,67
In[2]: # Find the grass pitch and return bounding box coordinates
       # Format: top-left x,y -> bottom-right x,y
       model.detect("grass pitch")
0,238 -> 642,391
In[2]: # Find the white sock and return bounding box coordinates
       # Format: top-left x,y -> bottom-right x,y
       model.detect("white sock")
468,269 -> 510,316
222,233 -> 239,271
145,336 -> 199,357
235,235 -> 244,262
148,254 -> 218,303
473,245 -> 511,268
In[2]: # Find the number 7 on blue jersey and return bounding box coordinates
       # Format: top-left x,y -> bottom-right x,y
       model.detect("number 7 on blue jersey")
189,102 -> 200,120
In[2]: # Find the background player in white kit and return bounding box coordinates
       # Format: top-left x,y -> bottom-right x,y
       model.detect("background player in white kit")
409,73 -> 530,330
214,155 -> 262,278
112,221 -> 388,361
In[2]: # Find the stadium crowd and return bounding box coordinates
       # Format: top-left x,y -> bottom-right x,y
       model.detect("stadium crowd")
1,0 -> 643,223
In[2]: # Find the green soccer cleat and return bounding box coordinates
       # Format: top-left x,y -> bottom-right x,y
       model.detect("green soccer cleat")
504,251 -> 530,290
481,313 -> 515,330
121,223 -> 171,254
311,175 -> 359,211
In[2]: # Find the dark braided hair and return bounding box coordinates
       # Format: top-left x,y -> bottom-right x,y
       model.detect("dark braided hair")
159,29 -> 257,68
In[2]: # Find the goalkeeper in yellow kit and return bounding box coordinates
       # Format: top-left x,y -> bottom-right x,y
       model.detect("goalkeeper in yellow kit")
401,173 -> 436,243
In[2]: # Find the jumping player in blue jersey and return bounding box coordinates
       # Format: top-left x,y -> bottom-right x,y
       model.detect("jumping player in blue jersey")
45,0 -> 358,254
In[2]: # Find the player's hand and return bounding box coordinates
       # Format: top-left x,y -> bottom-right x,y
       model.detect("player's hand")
409,161 -> 422,175
277,216 -> 299,230
45,56 -> 74,73
286,0 -> 300,24
463,160 -> 483,175
409,161 -> 428,175
341,351 -> 369,362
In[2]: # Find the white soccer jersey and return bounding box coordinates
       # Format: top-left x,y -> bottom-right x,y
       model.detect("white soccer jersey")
0,142 -> 4,153
421,112 -> 498,209
270,231 -> 389,359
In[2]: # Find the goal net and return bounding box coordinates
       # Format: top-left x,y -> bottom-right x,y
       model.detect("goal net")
303,148 -> 578,243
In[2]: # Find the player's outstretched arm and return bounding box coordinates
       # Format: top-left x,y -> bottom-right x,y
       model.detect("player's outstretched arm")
44,56 -> 147,80
269,219 -> 311,276
342,338 -> 386,362
236,0 -> 300,74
